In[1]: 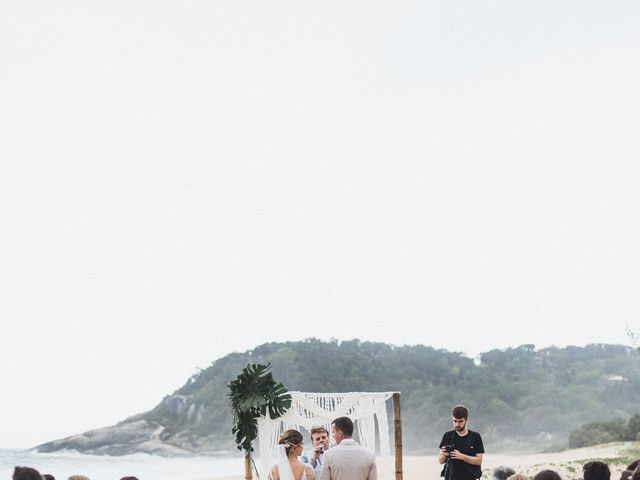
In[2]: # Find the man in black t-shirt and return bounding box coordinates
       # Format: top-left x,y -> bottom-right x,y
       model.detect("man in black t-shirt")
438,405 -> 484,480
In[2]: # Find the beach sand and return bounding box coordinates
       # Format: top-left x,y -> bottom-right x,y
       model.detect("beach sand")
215,442 -> 636,480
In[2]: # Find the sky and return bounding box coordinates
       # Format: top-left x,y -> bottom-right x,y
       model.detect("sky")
1,1 -> 639,449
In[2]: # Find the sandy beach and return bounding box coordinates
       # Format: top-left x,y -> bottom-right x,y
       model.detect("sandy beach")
216,442 -> 637,480
404,442 -> 634,480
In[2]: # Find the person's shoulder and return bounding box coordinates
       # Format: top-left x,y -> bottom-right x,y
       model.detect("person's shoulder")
353,443 -> 375,459
467,430 -> 484,446
362,446 -> 376,462
321,446 -> 339,465
322,446 -> 336,458
441,430 -> 455,441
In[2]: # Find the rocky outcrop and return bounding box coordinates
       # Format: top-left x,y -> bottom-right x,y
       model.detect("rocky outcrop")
36,419 -> 194,456
35,393 -> 223,457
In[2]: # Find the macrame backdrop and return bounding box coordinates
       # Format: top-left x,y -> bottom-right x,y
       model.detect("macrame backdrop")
258,391 -> 397,480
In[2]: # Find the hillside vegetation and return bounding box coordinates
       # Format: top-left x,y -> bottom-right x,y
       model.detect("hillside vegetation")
38,340 -> 640,455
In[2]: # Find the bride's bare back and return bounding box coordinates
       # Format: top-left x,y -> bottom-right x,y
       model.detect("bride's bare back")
269,459 -> 314,480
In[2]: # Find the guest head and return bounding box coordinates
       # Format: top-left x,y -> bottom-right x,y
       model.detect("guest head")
67,476 -> 90,480
120,477 -> 140,480
507,474 -> 529,480
43,475 -> 55,480
278,429 -> 304,457
331,416 -> 354,444
533,470 -> 562,480
583,461 -> 611,480
492,466 -> 516,480
620,471 -> 633,480
13,467 -> 43,480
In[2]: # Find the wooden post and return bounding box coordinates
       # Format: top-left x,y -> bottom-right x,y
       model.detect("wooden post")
393,392 -> 403,480
245,453 -> 253,480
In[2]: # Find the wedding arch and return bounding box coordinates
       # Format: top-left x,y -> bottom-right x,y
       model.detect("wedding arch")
257,391 -> 402,480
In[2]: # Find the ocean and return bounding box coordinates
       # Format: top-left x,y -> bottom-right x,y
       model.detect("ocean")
0,449 -> 250,480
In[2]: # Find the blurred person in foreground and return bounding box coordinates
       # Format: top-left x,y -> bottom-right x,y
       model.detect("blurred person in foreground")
532,470 -> 562,480
624,462 -> 640,480
13,467 -> 43,480
492,466 -> 516,480
507,474 -> 528,480
583,461 -> 610,480
620,471 -> 632,480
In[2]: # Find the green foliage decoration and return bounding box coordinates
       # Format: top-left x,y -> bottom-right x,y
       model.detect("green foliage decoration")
227,363 -> 292,454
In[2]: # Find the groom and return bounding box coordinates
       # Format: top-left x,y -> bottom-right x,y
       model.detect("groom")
319,416 -> 377,480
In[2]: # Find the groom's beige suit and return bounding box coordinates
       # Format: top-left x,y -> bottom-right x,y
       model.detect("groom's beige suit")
318,439 -> 377,480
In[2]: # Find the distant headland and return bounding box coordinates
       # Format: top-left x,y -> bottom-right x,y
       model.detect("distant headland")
36,339 -> 640,456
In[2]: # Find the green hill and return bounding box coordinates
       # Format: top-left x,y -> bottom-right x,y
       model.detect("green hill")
37,339 -> 640,456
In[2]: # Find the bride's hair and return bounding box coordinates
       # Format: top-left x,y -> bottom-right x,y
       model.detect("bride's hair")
278,429 -> 303,456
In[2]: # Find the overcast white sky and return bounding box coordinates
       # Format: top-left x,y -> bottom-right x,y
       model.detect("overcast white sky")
1,1 -> 639,449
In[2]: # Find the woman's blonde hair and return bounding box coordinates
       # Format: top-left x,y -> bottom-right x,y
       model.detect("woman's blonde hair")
278,429 -> 303,456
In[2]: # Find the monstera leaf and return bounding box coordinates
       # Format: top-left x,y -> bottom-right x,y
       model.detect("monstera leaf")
228,363 -> 291,454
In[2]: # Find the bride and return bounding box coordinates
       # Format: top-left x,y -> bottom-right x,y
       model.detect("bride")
269,429 -> 315,480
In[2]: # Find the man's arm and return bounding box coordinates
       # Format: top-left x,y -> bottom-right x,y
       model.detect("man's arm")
450,451 -> 483,466
305,464 -> 316,480
438,432 -> 451,465
302,453 -> 322,474
269,465 -> 279,480
438,447 -> 449,465
459,432 -> 484,466
319,458 -> 330,480
308,445 -> 323,463
368,458 -> 377,480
